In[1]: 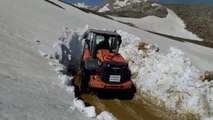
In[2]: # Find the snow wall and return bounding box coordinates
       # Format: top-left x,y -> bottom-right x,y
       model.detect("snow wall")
117,30 -> 213,119
48,27 -> 116,119
52,27 -> 86,75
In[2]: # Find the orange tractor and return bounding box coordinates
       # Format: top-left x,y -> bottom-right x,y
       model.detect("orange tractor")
80,29 -> 132,93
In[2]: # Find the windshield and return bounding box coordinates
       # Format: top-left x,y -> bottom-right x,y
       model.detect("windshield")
95,34 -> 121,53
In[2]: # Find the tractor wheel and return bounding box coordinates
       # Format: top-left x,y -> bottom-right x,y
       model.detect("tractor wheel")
79,69 -> 88,93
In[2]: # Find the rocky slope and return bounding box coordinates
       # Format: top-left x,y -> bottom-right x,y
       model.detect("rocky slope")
165,4 -> 213,43
96,0 -> 168,18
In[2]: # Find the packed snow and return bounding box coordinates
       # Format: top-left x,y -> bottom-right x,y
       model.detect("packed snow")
112,9 -> 202,41
0,20 -> 91,120
97,111 -> 118,120
71,98 -> 96,118
44,27 -> 117,120
32,27 -> 99,119
117,30 -> 213,119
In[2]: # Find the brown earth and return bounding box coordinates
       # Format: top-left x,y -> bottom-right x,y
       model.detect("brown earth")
73,74 -> 199,120
80,92 -> 199,120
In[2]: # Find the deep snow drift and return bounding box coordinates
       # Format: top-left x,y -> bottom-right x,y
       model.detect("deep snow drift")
41,27 -> 117,120
117,30 -> 213,119
0,25 -> 92,120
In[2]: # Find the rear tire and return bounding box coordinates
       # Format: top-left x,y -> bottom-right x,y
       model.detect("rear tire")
79,69 -> 89,94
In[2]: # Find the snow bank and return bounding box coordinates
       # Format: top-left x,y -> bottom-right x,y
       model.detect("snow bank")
52,27 -> 87,73
71,98 -> 96,118
51,27 -> 99,118
117,30 -> 213,119
97,111 -> 117,120
38,26 -> 120,119
34,26 -> 99,118
50,27 -> 119,119
202,117 -> 213,120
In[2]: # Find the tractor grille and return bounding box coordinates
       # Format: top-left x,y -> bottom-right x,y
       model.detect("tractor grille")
100,62 -> 131,84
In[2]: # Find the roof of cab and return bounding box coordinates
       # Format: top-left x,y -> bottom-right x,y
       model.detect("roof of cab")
87,29 -> 120,36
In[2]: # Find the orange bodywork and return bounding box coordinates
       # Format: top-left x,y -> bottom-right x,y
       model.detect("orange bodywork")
96,49 -> 127,63
83,48 -> 90,61
89,75 -> 132,89
82,49 -> 132,90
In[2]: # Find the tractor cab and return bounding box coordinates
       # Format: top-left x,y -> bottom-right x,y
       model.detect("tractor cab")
80,29 -> 132,92
83,29 -> 122,59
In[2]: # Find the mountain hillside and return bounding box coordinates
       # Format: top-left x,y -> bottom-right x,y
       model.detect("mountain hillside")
111,8 -> 202,41
73,2 -> 90,9
165,4 -> 213,43
97,0 -> 168,18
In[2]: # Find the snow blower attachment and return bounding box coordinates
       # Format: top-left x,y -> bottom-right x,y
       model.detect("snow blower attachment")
79,29 -> 132,93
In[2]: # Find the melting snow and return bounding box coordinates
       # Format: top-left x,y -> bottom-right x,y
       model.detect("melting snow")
97,111 -> 117,120
71,98 -> 96,118
117,30 -> 213,119
37,26 -> 119,119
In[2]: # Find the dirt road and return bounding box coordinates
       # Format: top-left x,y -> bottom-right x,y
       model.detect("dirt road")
72,74 -> 198,120
81,93 -> 161,120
